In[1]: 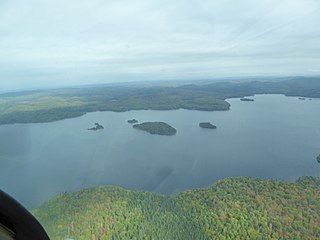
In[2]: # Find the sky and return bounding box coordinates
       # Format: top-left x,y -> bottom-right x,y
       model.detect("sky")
0,0 -> 320,90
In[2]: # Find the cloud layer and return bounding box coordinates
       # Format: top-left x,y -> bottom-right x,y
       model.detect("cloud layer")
1,0 -> 320,90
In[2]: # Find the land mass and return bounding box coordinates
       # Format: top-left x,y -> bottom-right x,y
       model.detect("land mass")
127,119 -> 138,124
33,176 -> 320,240
317,154 -> 320,163
240,98 -> 254,101
133,122 -> 177,136
199,122 -> 217,129
1,77 -> 320,125
88,123 -> 104,131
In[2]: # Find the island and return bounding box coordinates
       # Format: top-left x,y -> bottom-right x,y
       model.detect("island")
317,154 -> 320,163
128,119 -> 138,124
199,122 -> 217,129
240,98 -> 254,102
88,123 -> 104,131
298,97 -> 306,100
133,122 -> 177,136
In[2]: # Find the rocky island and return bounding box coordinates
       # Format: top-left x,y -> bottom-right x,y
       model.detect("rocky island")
133,122 -> 177,136
128,119 -> 138,124
199,122 -> 217,129
88,123 -> 104,131
240,98 -> 254,102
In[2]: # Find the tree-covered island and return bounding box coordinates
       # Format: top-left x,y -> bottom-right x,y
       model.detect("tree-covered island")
127,119 -> 138,124
133,122 -> 177,135
88,123 -> 104,131
199,122 -> 217,129
240,98 -> 254,101
317,154 -> 320,163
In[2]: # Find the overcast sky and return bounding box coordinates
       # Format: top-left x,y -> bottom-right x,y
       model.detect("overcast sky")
0,0 -> 319,90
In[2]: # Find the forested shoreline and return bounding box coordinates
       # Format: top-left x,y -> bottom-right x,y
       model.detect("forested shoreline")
1,77 -> 320,125
33,176 -> 320,240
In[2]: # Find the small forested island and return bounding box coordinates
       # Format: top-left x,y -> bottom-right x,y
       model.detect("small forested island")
33,176 -> 320,240
298,97 -> 306,100
317,154 -> 320,163
133,122 -> 177,135
127,119 -> 138,124
88,123 -> 104,131
240,98 -> 254,101
199,122 -> 217,129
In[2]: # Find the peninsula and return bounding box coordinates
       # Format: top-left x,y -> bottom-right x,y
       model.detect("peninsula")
133,122 -> 177,136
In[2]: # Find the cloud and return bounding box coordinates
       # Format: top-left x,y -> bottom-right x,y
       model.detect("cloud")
0,0 -> 320,90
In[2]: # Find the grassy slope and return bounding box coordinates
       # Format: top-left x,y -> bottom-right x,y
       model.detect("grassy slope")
33,177 -> 320,240
1,77 -> 320,125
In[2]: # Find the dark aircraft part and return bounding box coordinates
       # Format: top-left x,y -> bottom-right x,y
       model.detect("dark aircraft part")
0,190 -> 49,240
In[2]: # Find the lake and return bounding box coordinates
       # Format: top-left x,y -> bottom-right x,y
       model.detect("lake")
0,94 -> 320,209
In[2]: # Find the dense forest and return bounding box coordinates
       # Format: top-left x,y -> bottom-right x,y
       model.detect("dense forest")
33,176 -> 320,240
0,77 -> 320,125
133,122 -> 177,135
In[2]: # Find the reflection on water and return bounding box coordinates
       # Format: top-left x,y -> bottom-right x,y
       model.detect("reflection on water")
0,94 -> 319,209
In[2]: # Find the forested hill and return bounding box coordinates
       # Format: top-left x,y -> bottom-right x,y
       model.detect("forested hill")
195,76 -> 320,99
0,77 -> 320,125
33,176 -> 320,240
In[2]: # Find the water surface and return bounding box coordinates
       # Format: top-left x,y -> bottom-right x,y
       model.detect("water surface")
0,94 -> 319,209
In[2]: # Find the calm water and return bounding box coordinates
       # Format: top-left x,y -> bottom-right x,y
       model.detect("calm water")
0,94 -> 320,209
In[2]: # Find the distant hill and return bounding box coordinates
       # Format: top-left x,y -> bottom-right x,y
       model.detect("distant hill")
0,77 -> 320,125
33,176 -> 320,240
